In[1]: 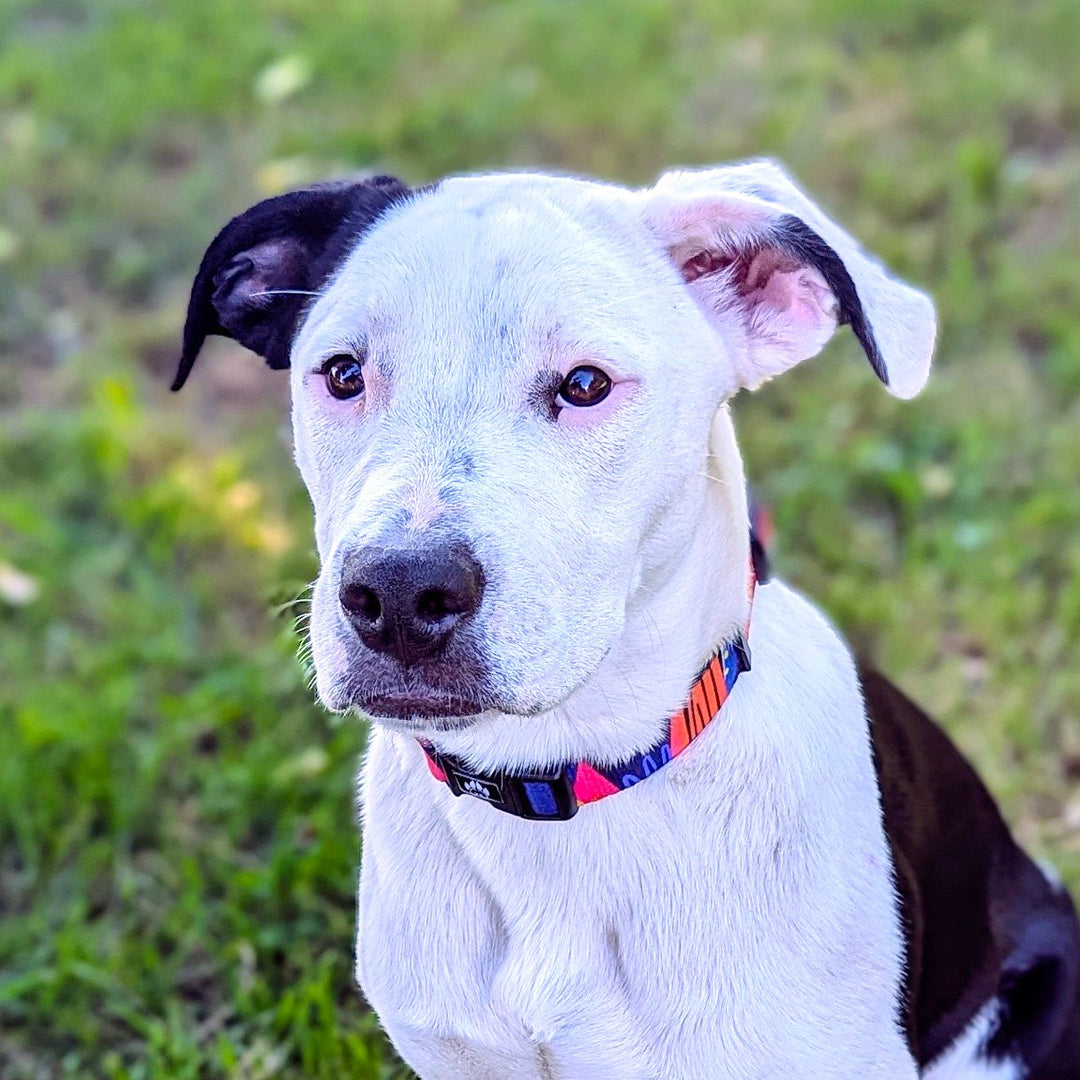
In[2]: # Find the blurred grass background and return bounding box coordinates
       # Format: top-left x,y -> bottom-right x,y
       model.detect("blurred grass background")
1,1 -> 1078,1076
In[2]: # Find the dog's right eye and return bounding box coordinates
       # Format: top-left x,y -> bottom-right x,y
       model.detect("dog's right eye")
322,355 -> 366,400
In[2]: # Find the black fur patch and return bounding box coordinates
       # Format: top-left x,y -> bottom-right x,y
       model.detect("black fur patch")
862,667 -> 1080,1074
774,214 -> 889,388
986,894 -> 1080,1072
172,175 -> 411,391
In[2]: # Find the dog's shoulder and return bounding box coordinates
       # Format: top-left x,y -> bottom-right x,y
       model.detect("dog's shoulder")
860,667 -> 1080,1074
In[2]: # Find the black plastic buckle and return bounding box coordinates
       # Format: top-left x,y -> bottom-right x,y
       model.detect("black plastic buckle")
433,752 -> 580,821
733,634 -> 752,674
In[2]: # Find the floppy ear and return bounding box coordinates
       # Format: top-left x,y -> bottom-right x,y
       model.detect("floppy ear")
638,160 -> 935,398
172,175 -> 410,391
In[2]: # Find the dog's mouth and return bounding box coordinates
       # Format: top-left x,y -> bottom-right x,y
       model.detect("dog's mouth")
315,610 -> 587,730
323,642 -> 508,730
322,634 -> 606,730
355,690 -> 496,727
305,601 -> 516,730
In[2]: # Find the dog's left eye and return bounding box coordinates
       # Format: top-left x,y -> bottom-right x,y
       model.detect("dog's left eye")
557,365 -> 612,408
322,354 -> 365,400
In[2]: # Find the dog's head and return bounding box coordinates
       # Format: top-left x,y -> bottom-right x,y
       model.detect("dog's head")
176,162 -> 934,740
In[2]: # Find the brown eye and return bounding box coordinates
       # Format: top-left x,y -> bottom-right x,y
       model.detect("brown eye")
322,354 -> 365,400
557,365 -> 612,408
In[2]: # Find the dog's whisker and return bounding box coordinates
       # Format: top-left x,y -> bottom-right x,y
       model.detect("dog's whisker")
697,468 -> 734,487
639,607 -> 666,662
249,288 -> 323,299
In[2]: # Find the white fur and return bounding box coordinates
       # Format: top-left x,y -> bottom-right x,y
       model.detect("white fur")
285,163 -> 938,1077
923,1000 -> 1023,1080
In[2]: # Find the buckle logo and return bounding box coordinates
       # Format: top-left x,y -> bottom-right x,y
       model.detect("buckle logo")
460,775 -> 498,802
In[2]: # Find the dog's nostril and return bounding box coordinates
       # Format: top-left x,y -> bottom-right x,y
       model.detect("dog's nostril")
341,583 -> 382,625
416,587 -> 451,622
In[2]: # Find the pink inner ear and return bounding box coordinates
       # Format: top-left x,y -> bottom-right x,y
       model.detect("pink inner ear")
676,240 -> 841,382
743,247 -> 799,292
680,250 -> 735,283
744,253 -> 838,336
679,244 -> 837,333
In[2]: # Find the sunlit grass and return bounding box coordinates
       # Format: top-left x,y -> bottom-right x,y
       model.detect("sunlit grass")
1,1 -> 1078,1075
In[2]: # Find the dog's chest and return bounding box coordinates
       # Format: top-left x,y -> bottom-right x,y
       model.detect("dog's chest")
388,886 -> 653,1080
355,586 -> 917,1078
358,778 -> 666,1078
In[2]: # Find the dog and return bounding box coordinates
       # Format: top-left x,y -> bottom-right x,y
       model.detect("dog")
174,161 -> 1080,1078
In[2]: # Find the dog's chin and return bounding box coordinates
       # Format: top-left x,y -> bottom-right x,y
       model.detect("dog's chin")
362,703 -> 497,736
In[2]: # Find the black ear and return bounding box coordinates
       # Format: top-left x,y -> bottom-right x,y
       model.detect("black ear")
172,175 -> 410,391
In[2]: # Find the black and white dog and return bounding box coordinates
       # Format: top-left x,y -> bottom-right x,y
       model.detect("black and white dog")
175,162 -> 1080,1078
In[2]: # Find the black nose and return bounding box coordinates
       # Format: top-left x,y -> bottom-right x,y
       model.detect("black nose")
338,543 -> 485,665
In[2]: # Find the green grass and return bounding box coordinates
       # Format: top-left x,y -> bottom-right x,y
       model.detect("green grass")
1,1 -> 1078,1076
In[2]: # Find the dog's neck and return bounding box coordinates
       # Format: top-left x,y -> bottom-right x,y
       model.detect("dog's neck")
417,407 -> 752,776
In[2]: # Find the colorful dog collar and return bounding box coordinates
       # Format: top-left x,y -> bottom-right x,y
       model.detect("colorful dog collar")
418,632 -> 751,821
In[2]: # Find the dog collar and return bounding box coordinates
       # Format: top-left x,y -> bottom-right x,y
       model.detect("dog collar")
418,518 -> 768,821
419,632 -> 751,821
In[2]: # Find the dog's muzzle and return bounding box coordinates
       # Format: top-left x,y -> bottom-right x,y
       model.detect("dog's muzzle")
338,541 -> 485,667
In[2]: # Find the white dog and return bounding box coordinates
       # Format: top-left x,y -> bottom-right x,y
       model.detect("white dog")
175,161 -> 1080,1079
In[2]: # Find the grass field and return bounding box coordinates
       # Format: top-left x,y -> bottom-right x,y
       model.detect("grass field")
1,1 -> 1079,1076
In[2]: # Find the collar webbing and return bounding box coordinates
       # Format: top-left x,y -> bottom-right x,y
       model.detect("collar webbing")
419,632 -> 751,820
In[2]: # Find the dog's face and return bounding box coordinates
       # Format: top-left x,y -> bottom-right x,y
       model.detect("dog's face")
176,163 -> 935,735
290,175 -> 739,729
